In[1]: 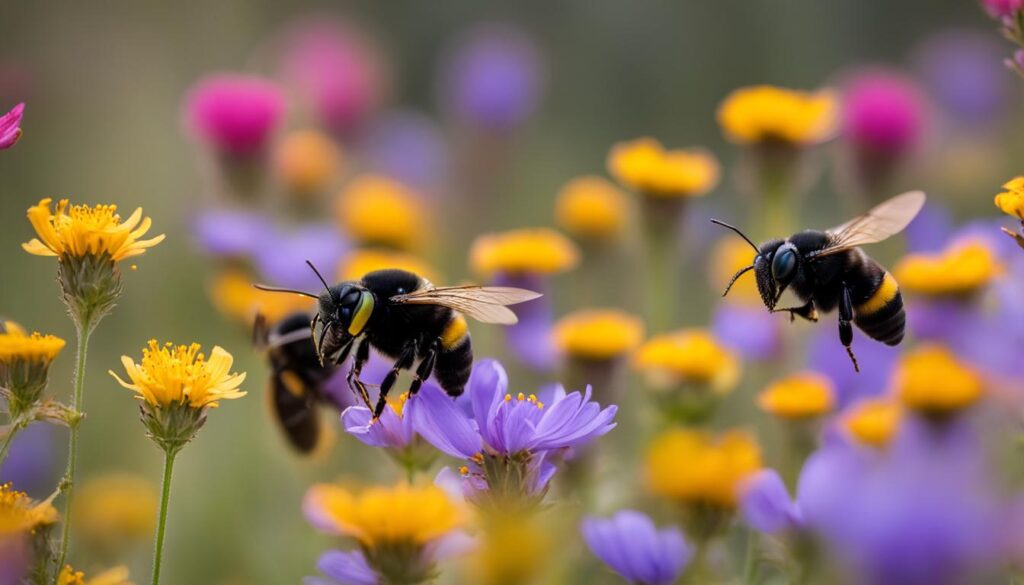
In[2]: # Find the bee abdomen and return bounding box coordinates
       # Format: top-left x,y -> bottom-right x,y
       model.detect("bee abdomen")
268,370 -> 321,453
434,314 -> 472,397
853,271 -> 905,346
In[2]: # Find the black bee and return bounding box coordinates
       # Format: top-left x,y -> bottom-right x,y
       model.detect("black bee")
257,263 -> 540,418
712,191 -> 926,372
254,311 -> 339,454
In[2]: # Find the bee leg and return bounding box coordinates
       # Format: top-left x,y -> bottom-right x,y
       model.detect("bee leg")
253,312 -> 269,349
839,283 -> 860,373
373,340 -> 419,420
347,338 -> 373,409
771,300 -> 818,323
408,339 -> 441,396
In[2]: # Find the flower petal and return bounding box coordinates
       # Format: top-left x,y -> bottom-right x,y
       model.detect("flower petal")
410,384 -> 482,459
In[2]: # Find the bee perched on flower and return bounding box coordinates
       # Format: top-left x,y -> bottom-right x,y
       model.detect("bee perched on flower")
304,482 -> 471,585
995,176 -> 1024,250
0,321 -> 65,421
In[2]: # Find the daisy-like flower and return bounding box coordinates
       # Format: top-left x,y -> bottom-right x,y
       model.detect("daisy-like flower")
0,482 -> 59,537
210,269 -> 316,326
411,359 -> 617,509
57,565 -> 133,585
73,473 -> 157,555
842,397 -> 902,448
0,321 -> 65,418
552,309 -> 644,400
336,175 -> 425,251
893,345 -> 983,418
758,372 -> 836,420
0,102 -> 25,150
342,384 -> 439,474
304,482 -> 471,585
554,176 -> 629,243
994,176 -> 1024,249
275,129 -> 343,198
717,86 -> 837,146
581,510 -> 692,585
895,240 -> 1002,298
607,137 -> 720,199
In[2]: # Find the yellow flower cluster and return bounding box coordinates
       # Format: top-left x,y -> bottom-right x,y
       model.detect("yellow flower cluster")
758,371 -> 835,419
57,565 -> 132,585
0,482 -> 58,536
0,321 -> 65,365
894,345 -> 983,415
995,176 -> 1024,220
23,198 -> 164,262
337,175 -> 424,250
210,270 -> 315,324
110,340 -> 247,409
554,176 -> 628,240
843,398 -> 902,448
717,85 -> 837,145
276,129 -> 342,195
646,428 -> 762,509
470,228 -> 580,277
895,242 -> 1002,297
552,309 -> 645,361
304,483 -> 461,547
607,138 -> 720,198
633,329 -> 741,393
338,249 -> 441,283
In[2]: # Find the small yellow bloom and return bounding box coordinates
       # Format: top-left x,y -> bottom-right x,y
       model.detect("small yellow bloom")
0,483 -> 58,536
0,323 -> 65,365
894,345 -> 983,415
995,176 -> 1024,220
210,269 -> 314,324
276,129 -> 343,195
552,309 -> 644,361
304,483 -> 461,547
843,398 -> 902,448
22,198 -> 164,262
470,511 -> 551,585
470,228 -> 580,277
758,372 -> 835,419
709,236 -> 759,304
336,175 -> 424,250
717,86 -> 837,145
73,473 -> 157,546
895,241 -> 1002,297
554,176 -> 629,240
633,329 -> 742,393
646,428 -> 762,509
338,248 -> 441,283
57,565 -> 133,585
110,340 -> 247,409
607,138 -> 720,198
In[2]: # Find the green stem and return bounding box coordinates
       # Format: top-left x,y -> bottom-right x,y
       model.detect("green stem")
0,417 -> 28,465
54,322 -> 92,579
742,529 -> 760,585
152,449 -> 177,585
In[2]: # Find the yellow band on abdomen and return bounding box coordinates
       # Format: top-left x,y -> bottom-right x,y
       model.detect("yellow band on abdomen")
441,314 -> 469,349
857,272 -> 899,315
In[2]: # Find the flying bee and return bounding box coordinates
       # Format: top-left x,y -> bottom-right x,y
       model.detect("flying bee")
712,190 -> 926,372
254,311 -> 340,454
256,263 -> 541,418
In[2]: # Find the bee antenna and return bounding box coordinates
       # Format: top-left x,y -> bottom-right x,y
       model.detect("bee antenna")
252,284 -> 319,299
710,219 -> 760,254
306,260 -> 332,295
722,265 -> 754,297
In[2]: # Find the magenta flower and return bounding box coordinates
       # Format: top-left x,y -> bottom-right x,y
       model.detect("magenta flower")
843,69 -> 925,157
581,510 -> 691,585
980,0 -> 1024,18
184,74 -> 286,156
0,102 -> 24,149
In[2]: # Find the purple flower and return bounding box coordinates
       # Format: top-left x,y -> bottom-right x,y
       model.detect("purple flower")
184,74 -> 286,156
979,0 -> 1024,18
192,209 -> 276,258
0,102 -> 24,149
711,304 -> 783,361
842,68 -> 925,157
494,273 -> 556,371
254,225 -> 348,291
360,110 -> 450,192
305,550 -> 377,585
440,24 -> 543,131
581,510 -> 691,585
904,201 -> 955,253
740,469 -> 804,534
0,535 -> 30,585
806,327 -> 899,409
0,424 -> 59,498
913,31 -> 1010,124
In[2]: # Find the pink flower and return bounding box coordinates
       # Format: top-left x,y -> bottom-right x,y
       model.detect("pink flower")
980,0 -> 1024,18
183,74 -> 286,156
843,69 -> 925,156
0,102 -> 25,150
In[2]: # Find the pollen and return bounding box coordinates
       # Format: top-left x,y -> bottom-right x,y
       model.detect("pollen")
843,398 -> 902,448
459,466 -> 470,476
387,392 -> 411,417
109,340 -> 247,409
22,198 -> 165,262
517,392 -> 526,401
554,175 -> 628,240
645,428 -> 762,509
757,371 -> 836,419
994,176 -> 1024,220
470,227 -> 580,277
607,137 -> 720,198
504,394 -> 512,402
336,174 -> 425,251
0,325 -> 65,365
717,85 -> 838,146
894,241 -> 1002,297
894,344 -> 983,416
633,329 -> 742,394
552,308 -> 645,361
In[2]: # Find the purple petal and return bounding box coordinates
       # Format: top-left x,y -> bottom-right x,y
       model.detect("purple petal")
0,102 -> 24,149
341,406 -> 412,449
468,359 -> 508,447
741,469 -> 802,534
423,530 -> 476,563
712,304 -> 783,361
192,209 -> 275,258
582,510 -> 690,585
409,384 -> 482,459
530,386 -> 617,452
361,109 -> 450,191
255,225 -> 348,290
314,550 -> 378,585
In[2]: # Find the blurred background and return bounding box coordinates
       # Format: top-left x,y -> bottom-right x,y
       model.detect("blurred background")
0,1 -> 1021,584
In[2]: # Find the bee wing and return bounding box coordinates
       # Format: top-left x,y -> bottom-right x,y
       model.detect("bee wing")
390,286 -> 542,325
812,190 -> 926,258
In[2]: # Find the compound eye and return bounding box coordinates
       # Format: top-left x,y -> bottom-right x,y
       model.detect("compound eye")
772,248 -> 798,283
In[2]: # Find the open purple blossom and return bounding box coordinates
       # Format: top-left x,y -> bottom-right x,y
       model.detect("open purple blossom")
253,225 -> 348,291
495,273 -> 556,371
740,469 -> 804,535
360,110 -> 450,193
712,303 -> 783,361
183,73 -> 286,157
913,31 -> 1010,125
192,209 -> 276,259
0,102 -> 24,149
581,510 -> 691,585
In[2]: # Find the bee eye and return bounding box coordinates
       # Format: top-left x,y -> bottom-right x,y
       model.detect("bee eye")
772,248 -> 797,283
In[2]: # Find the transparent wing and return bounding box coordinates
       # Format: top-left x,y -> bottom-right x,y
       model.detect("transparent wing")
390,286 -> 542,325
812,191 -> 926,258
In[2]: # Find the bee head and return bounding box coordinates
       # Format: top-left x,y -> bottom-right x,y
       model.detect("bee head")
319,283 -> 376,340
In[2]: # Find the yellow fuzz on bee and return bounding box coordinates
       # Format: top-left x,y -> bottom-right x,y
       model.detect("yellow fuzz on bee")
337,248 -> 441,283
709,236 -> 760,305
304,483 -> 461,547
470,228 -> 580,277
843,398 -> 902,448
717,85 -> 837,145
276,129 -> 343,195
632,329 -> 742,394
57,565 -> 132,585
210,269 -> 315,325
73,473 -> 157,544
552,308 -> 645,361
0,325 -> 65,365
554,175 -> 629,240
758,371 -> 835,419
22,198 -> 164,262
0,482 -> 58,536
336,175 -> 425,250
607,138 -> 720,198
645,428 -> 762,509
894,241 -> 1002,297
110,340 -> 247,409
995,176 -> 1024,220
894,344 -> 983,415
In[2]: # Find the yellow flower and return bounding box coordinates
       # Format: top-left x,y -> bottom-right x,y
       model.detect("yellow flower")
633,329 -> 741,393
552,309 -> 644,361
0,323 -> 65,365
304,483 -> 461,547
336,175 -> 424,250
894,241 -> 1002,297
843,398 -> 902,448
894,345 -> 983,416
338,249 -> 441,283
607,138 -> 720,198
554,176 -> 629,240
57,565 -> 133,585
73,473 -> 157,546
210,269 -> 314,324
469,511 -> 551,585
470,228 -> 580,277
717,86 -> 837,145
646,428 -> 762,509
758,372 -> 835,419
994,176 -> 1024,220
23,198 -> 164,262
709,236 -> 759,304
276,129 -> 343,196
0,483 -> 58,536
110,340 -> 246,409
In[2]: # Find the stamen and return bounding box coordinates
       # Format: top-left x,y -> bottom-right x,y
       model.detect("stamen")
517,392 -> 525,401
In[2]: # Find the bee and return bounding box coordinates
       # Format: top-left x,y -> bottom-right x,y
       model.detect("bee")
256,263 -> 541,418
712,190 -> 926,372
254,311 -> 338,454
